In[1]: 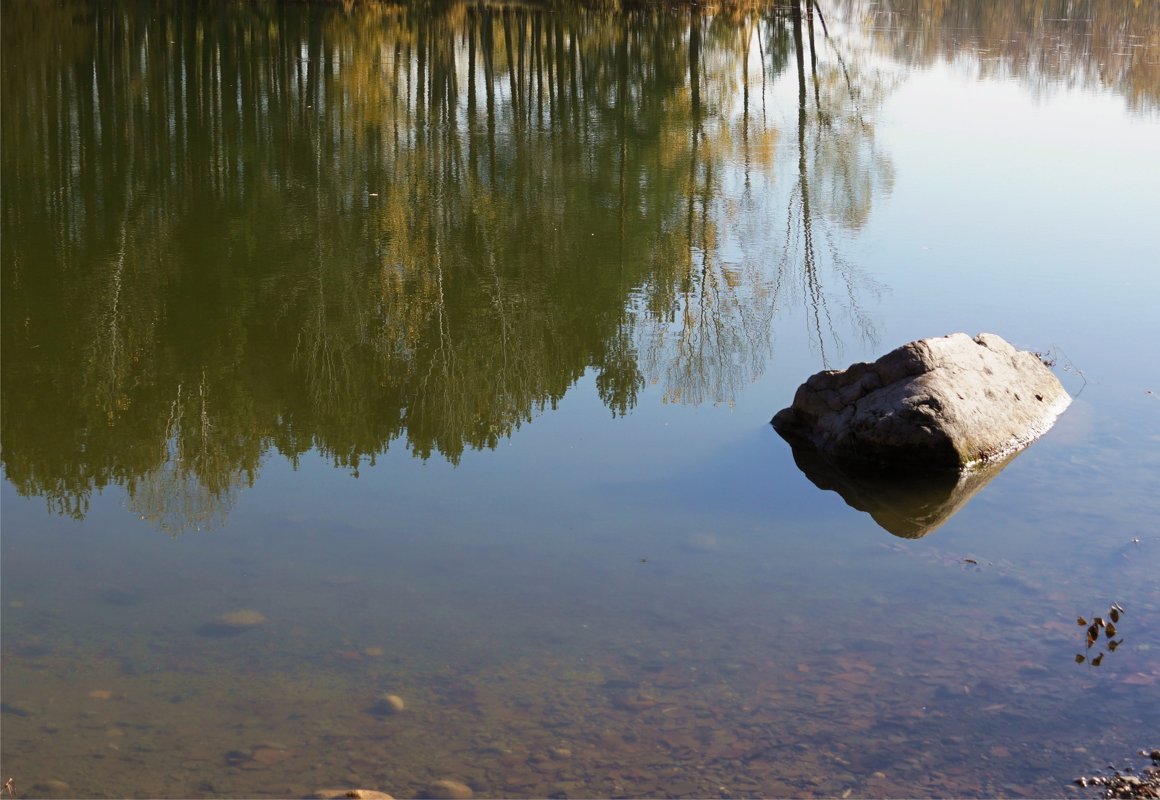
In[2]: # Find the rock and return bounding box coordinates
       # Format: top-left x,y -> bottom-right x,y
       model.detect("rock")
31,780 -> 71,793
308,790 -> 395,799
772,333 -> 1070,473
610,692 -> 656,712
421,779 -> 474,799
250,745 -> 292,765
371,693 -> 405,715
199,609 -> 268,637
216,609 -> 268,627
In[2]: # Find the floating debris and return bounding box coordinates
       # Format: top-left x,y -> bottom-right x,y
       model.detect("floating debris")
1076,603 -> 1128,668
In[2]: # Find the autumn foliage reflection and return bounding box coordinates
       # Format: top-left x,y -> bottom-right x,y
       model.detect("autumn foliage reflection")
851,0 -> 1160,112
2,0 -> 895,530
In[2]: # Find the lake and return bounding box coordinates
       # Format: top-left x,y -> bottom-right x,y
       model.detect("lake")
2,1 -> 1158,797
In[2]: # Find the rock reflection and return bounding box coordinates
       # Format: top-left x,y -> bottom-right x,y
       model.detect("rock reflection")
784,440 -> 1018,538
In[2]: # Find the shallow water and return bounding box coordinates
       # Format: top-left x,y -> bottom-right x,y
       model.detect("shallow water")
2,1 -> 1159,797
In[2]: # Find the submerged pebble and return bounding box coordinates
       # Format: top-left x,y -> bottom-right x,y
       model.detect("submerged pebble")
199,609 -> 268,637
217,609 -> 268,627
422,778 -> 473,799
249,746 -> 292,765
31,780 -> 71,793
373,693 -> 406,715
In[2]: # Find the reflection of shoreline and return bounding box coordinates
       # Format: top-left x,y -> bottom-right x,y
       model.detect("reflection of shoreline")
850,0 -> 1160,113
783,438 -> 1018,538
1,0 -> 896,533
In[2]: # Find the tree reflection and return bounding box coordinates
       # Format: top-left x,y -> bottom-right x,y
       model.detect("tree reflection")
847,0 -> 1160,112
1,0 -> 899,531
781,0 -> 891,366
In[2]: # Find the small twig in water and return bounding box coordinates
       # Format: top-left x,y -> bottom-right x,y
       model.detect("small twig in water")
1039,345 -> 1087,396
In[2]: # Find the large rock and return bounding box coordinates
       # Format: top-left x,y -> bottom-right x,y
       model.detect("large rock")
771,333 -> 1070,473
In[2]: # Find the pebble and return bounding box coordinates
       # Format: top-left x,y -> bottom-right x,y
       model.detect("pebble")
216,609 -> 267,627
422,778 -> 473,799
611,692 -> 656,711
87,689 -> 114,700
250,746 -> 292,765
550,747 -> 573,760
31,780 -> 70,793
374,694 -> 406,714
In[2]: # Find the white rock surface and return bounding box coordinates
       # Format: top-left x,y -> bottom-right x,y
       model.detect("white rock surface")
772,333 -> 1070,471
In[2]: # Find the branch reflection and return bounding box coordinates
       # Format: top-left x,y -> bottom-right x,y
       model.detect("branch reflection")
2,1 -> 900,531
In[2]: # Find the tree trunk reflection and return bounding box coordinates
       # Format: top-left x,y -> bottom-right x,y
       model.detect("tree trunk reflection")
2,0 -> 902,531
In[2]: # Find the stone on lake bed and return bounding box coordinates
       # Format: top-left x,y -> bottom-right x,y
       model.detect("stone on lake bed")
421,779 -> 474,799
249,745 -> 292,765
198,609 -> 268,637
372,693 -> 406,714
771,332 -> 1071,473
30,780 -> 71,794
217,609 -> 267,627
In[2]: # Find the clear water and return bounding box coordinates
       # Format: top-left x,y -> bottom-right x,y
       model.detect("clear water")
2,1 -> 1158,797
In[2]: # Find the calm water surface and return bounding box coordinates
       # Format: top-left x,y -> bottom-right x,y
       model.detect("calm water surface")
2,1 -> 1159,797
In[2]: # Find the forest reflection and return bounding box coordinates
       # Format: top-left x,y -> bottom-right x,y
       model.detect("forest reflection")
7,0 -> 1139,532
855,0 -> 1160,112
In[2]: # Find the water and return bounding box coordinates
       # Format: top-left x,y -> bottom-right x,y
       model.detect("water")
2,1 -> 1158,797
